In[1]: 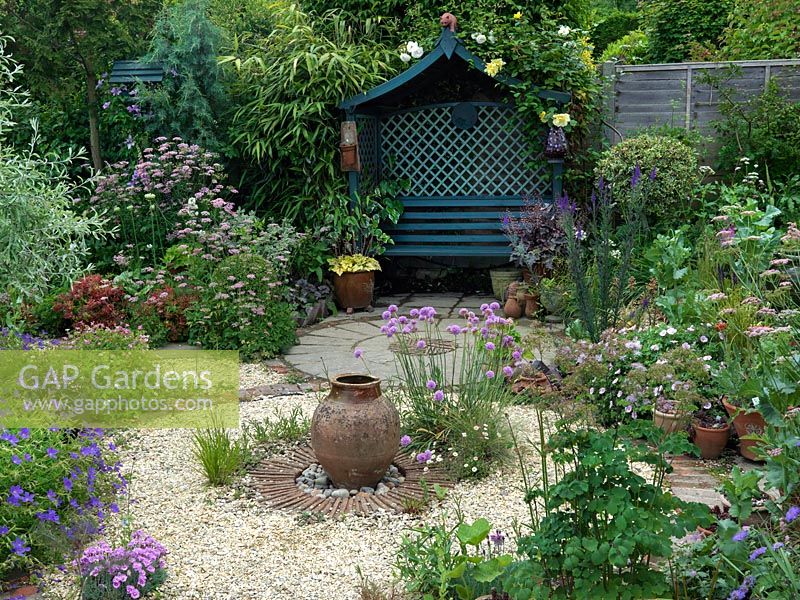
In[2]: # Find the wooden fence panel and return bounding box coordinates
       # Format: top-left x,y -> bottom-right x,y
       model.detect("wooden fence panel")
603,59 -> 800,165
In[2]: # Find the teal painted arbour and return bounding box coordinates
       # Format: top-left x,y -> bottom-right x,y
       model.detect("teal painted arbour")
340,23 -> 570,258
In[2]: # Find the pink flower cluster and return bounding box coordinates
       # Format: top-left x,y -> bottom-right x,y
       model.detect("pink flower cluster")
78,530 -> 168,599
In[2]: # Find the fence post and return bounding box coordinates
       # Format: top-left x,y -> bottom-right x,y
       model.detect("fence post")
602,61 -> 618,144
685,66 -> 693,131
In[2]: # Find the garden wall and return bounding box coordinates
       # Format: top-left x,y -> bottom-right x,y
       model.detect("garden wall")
602,59 -> 800,164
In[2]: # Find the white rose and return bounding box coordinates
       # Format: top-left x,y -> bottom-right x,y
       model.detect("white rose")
406,41 -> 419,53
476,34 -> 487,44
399,52 -> 411,63
410,46 -> 424,59
558,25 -> 571,37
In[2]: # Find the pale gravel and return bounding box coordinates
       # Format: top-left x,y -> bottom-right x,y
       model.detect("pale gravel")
41,364 -> 653,600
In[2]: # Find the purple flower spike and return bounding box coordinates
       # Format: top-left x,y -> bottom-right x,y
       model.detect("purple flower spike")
649,166 -> 657,181
400,435 -> 412,447
631,164 -> 642,188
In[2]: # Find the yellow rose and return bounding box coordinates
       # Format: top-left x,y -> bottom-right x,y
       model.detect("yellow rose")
552,113 -> 571,128
485,58 -> 506,77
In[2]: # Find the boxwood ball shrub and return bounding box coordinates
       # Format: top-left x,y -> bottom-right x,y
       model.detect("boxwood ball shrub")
596,135 -> 701,226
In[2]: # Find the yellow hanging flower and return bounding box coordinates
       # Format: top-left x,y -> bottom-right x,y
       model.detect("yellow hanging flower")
552,113 -> 571,128
513,11 -> 523,20
485,58 -> 506,77
580,48 -> 594,69
539,110 -> 548,123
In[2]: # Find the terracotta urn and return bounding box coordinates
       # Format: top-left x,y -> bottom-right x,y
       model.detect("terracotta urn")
691,421 -> 730,460
654,409 -> 689,435
311,374 -> 400,489
722,397 -> 766,461
503,297 -> 523,318
523,293 -> 539,318
332,271 -> 375,311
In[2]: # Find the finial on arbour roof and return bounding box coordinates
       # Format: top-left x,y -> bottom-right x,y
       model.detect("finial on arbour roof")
439,12 -> 457,32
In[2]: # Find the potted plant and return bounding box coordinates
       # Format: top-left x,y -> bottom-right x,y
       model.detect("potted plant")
328,182 -> 404,313
501,197 -> 567,290
490,267 -> 522,301
722,396 -> 766,461
690,399 -> 731,459
539,276 -> 568,317
503,281 -> 523,318
646,347 -> 710,435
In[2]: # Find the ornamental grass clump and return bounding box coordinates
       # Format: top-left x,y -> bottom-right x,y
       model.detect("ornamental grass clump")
78,530 -> 168,600
382,303 -> 519,479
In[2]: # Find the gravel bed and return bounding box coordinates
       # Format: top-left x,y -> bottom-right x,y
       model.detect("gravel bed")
40,363 -> 653,599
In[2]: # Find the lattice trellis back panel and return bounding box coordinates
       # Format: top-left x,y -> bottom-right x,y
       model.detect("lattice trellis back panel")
356,115 -> 380,191
379,104 -> 546,198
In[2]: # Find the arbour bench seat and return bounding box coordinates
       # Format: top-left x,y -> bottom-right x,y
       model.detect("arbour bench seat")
384,195 -> 548,257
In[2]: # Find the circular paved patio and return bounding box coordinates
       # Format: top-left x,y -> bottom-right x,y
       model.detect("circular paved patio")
283,293 -> 556,382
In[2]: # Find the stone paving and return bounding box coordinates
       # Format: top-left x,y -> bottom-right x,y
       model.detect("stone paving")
283,292 -> 561,382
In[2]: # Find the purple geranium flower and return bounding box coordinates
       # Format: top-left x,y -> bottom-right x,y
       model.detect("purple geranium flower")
11,537 -> 30,556
785,505 -> 800,523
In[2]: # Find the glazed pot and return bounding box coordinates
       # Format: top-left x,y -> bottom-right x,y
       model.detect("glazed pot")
310,374 -> 400,489
722,397 -> 766,461
654,409 -> 689,435
332,271 -> 375,311
691,421 -> 730,460
490,268 -> 521,300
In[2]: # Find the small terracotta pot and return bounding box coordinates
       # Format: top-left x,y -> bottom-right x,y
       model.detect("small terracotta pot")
722,397 -> 766,461
332,271 -> 375,311
691,421 -> 730,459
505,281 -> 520,302
311,374 -> 400,489
654,409 -> 689,435
503,297 -> 523,318
523,293 -> 539,318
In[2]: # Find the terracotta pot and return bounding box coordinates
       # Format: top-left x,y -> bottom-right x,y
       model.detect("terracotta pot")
654,409 -> 689,435
310,374 -> 400,489
722,397 -> 766,461
691,421 -> 730,460
524,293 -> 539,318
332,271 -> 375,311
506,281 -> 521,302
503,297 -> 523,318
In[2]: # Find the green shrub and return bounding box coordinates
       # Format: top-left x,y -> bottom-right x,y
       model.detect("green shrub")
596,134 -> 701,226
720,0 -> 800,60
599,29 -> 649,64
713,80 -> 800,183
187,254 -> 297,359
641,0 -> 733,63
591,11 -> 639,56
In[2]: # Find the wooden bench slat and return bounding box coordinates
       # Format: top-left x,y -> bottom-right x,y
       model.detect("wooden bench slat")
389,222 -> 502,231
386,245 -> 510,256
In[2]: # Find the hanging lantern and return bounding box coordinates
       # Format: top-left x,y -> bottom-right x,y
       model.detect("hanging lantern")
544,126 -> 568,159
340,121 -> 361,172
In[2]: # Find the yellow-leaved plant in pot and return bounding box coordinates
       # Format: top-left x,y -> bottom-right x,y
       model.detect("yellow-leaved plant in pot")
327,181 -> 405,313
